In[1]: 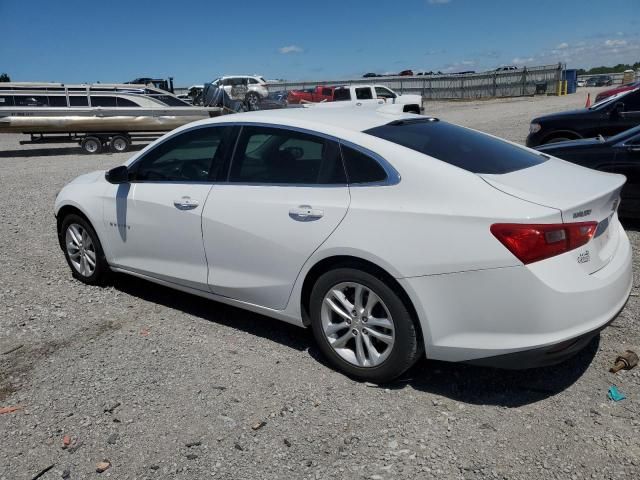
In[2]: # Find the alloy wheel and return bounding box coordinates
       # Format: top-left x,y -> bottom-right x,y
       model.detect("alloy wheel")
65,223 -> 97,277
321,282 -> 395,367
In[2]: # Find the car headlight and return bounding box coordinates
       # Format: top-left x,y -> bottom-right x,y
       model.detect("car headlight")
529,122 -> 542,134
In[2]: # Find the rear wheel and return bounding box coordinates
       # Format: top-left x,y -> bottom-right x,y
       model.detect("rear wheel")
310,268 -> 421,382
80,136 -> 102,154
109,135 -> 131,153
61,214 -> 109,285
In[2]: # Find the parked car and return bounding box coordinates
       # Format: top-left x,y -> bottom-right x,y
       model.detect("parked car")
526,87 -> 640,147
325,85 -> 422,113
209,75 -> 269,108
398,70 -> 414,76
287,86 -> 335,104
596,80 -> 640,103
55,109 -> 631,382
536,125 -> 640,219
586,75 -> 613,87
577,79 -> 587,87
362,73 -> 379,78
495,66 -> 519,72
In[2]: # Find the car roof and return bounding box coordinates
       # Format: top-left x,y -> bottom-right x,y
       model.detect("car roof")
204,107 -> 419,133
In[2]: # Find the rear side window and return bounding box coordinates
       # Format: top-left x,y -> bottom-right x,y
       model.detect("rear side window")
355,87 -> 373,100
333,88 -> 351,101
341,145 -> 387,184
322,88 -> 332,96
365,120 -> 547,174
229,126 -> 346,184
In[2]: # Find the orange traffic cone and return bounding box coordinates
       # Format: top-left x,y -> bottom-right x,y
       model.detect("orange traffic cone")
585,93 -> 591,108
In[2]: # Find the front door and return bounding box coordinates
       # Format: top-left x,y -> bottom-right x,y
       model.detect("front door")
102,125 -> 235,289
613,132 -> 640,217
202,125 -> 350,310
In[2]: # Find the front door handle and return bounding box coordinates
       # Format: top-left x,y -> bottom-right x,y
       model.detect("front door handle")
173,196 -> 199,210
289,205 -> 324,221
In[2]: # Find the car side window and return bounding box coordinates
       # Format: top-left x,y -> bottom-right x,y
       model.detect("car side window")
375,87 -> 395,99
248,78 -> 258,85
333,88 -> 351,101
133,126 -> 235,182
622,91 -> 640,112
340,145 -> 388,184
355,87 -> 373,100
229,126 -> 346,184
322,88 -> 333,96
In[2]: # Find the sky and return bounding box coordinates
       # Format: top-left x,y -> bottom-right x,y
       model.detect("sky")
1,0 -> 639,86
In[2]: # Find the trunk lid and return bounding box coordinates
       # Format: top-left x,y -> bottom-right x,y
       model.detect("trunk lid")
481,158 -> 625,273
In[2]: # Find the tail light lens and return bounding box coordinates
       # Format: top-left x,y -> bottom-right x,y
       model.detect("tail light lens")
490,222 -> 597,264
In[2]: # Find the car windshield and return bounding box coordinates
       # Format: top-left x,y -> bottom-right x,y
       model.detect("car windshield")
365,119 -> 547,174
606,125 -> 640,144
589,87 -> 639,110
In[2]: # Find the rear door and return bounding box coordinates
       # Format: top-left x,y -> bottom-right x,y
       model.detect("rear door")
202,125 -> 350,310
355,86 -> 384,107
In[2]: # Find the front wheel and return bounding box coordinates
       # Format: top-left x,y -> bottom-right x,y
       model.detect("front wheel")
61,214 -> 110,285
310,268 -> 422,382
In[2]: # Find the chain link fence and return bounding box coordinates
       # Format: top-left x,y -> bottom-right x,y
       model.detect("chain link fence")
265,64 -> 564,99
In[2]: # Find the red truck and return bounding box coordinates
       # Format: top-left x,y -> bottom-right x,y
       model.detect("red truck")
287,86 -> 335,104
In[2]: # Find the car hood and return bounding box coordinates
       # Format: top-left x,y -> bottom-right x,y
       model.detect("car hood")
536,137 -> 605,151
67,170 -> 106,185
532,108 -> 589,124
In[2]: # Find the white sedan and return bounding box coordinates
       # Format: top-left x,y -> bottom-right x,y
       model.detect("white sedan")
55,108 -> 632,382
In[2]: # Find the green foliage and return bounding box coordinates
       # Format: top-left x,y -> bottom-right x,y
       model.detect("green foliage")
0,73 -> 10,82
577,63 -> 639,75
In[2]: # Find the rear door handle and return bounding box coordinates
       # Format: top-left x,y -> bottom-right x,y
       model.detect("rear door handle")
289,205 -> 324,221
173,196 -> 199,210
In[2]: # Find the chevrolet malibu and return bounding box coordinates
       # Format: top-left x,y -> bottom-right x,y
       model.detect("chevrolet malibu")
55,108 -> 632,382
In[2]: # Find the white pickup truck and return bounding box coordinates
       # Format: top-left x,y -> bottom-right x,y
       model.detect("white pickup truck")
312,84 -> 423,114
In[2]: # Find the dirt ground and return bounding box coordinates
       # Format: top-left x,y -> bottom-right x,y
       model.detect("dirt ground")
1,86 -> 638,480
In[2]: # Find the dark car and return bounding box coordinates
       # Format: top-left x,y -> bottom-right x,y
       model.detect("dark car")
586,75 -> 613,87
398,70 -> 414,76
362,72 -> 379,78
526,87 -> 640,147
536,125 -> 640,219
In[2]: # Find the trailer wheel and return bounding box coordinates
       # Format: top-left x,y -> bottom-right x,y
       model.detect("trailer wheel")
80,136 -> 102,154
109,135 -> 131,153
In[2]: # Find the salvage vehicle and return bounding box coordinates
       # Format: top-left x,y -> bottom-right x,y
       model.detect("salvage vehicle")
595,80 -> 640,103
536,125 -> 640,219
287,86 -> 335,104
209,75 -> 269,108
526,87 -> 640,147
324,85 -> 422,114
55,108 -> 632,382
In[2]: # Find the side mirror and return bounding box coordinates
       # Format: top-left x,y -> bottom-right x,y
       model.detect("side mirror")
612,102 -> 625,116
105,165 -> 130,184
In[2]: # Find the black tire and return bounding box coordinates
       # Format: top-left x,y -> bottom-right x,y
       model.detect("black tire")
245,91 -> 261,109
403,105 -> 421,114
309,268 -> 422,383
109,135 -> 131,153
60,214 -> 110,285
80,136 -> 102,154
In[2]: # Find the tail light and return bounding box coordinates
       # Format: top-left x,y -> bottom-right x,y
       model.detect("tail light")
490,222 -> 597,264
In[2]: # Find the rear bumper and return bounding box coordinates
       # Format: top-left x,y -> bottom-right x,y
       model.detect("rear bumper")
399,224 -> 633,365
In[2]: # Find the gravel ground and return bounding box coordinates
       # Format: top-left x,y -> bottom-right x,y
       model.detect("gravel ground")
1,87 -> 638,480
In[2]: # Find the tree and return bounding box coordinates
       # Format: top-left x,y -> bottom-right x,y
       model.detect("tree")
0,73 -> 10,82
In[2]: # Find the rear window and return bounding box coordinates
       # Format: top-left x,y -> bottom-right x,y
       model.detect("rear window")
365,119 -> 547,174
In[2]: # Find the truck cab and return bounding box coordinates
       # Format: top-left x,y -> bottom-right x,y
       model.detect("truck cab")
331,85 -> 422,114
